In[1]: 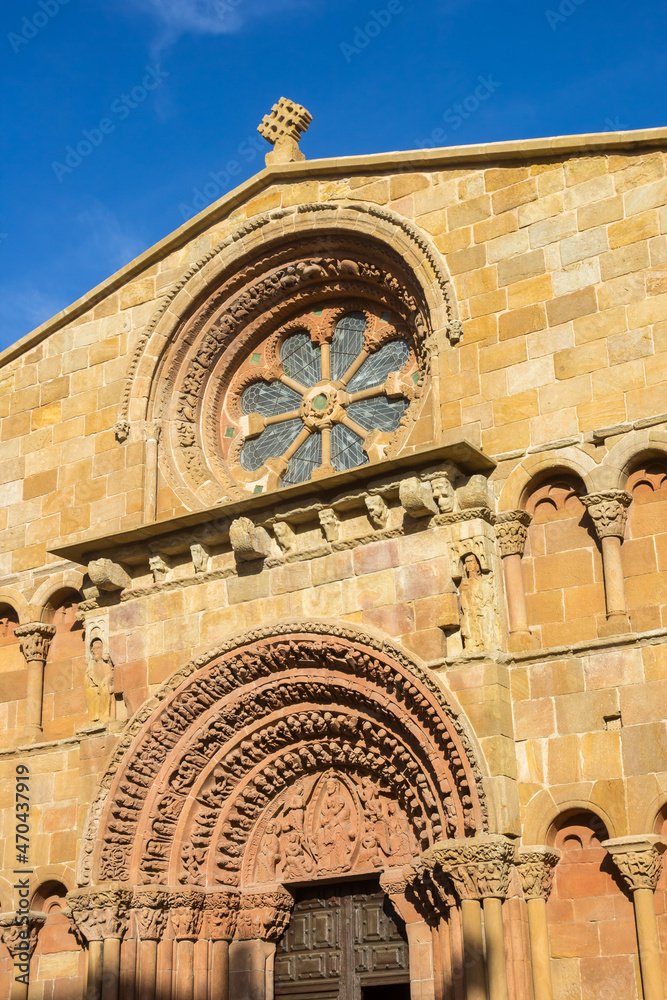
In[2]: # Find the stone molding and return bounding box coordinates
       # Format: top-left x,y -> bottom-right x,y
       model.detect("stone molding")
515,846 -> 561,901
495,510 -> 532,558
581,490 -> 633,540
14,622 -> 56,664
602,836 -> 666,892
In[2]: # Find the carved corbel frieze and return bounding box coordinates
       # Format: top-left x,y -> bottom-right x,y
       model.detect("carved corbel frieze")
131,889 -> 170,941
318,507 -> 341,542
229,517 -> 272,562
190,542 -> 210,575
516,847 -> 561,901
169,891 -> 205,942
236,886 -> 293,942
87,558 -> 131,592
602,836 -> 666,892
446,319 -> 464,345
399,477 -> 438,518
114,419 -> 131,443
204,891 -> 241,942
424,836 -> 516,902
65,887 -> 133,942
0,911 -> 46,959
273,520 -> 297,556
14,623 -> 56,664
581,490 -> 633,540
456,474 -> 490,511
495,510 -> 532,558
365,494 -> 389,529
148,552 -> 170,584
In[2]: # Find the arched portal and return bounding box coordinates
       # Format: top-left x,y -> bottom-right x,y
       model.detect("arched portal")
71,624 -> 488,1000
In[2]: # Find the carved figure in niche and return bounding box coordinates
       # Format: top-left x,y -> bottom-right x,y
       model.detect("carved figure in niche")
315,777 -> 355,872
85,637 -> 114,723
457,554 -> 501,653
365,495 -> 388,529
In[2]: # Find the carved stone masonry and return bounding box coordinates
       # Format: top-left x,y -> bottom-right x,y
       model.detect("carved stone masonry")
318,508 -> 341,542
0,912 -> 46,959
602,836 -> 666,892
236,886 -> 293,942
257,96 -> 312,164
495,510 -> 532,558
365,494 -> 389,529
581,490 -> 633,540
169,891 -> 205,942
88,558 -> 131,592
516,847 -> 561,901
230,517 -> 272,562
131,889 -> 170,941
65,887 -> 132,942
422,836 -> 516,901
204,891 -> 240,942
399,477 -> 438,518
14,622 -> 56,663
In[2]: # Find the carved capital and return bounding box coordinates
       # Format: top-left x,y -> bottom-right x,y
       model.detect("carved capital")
204,891 -> 240,941
581,490 -> 632,540
143,421 -> 162,443
495,510 -> 532,558
14,622 -> 56,664
602,836 -> 666,892
236,886 -> 293,942
65,887 -> 132,942
0,912 -> 45,959
423,836 -> 516,901
516,846 -> 561,901
131,889 -> 170,941
169,890 -> 204,941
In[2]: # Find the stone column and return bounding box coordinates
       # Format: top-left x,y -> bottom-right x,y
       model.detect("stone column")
169,892 -> 204,1000
0,912 -> 45,1000
204,891 -> 239,1000
143,422 -> 161,524
229,888 -> 293,1000
603,836 -> 666,1000
14,622 -> 56,741
516,847 -> 561,1000
66,887 -> 132,1000
132,890 -> 169,1000
495,511 -> 533,652
425,836 -> 515,1000
581,490 -> 633,634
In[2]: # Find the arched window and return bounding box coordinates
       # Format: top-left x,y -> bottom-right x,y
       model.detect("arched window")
623,457 -> 667,632
221,304 -> 418,490
0,604 -> 22,748
42,591 -> 85,740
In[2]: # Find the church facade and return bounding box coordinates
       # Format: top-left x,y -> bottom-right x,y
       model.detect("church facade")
0,101 -> 666,1000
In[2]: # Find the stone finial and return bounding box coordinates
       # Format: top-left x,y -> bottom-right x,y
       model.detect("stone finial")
516,846 -> 561,901
495,510 -> 532,558
581,490 -> 632,540
257,97 -> 312,165
14,622 -> 56,664
602,836 -> 666,892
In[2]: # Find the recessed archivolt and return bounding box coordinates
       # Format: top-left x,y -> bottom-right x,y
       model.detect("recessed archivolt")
118,202 -> 458,432
78,621 -> 488,889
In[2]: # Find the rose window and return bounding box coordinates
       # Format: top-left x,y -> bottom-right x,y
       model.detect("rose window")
221,305 -> 419,490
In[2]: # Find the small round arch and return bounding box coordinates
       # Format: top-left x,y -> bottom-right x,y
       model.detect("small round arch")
497,448 -> 598,513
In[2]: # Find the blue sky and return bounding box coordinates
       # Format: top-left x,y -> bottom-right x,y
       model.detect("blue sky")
1,0 -> 665,352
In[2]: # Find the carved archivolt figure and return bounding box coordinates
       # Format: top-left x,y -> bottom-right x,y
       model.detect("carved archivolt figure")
84,637 -> 114,723
458,554 -> 501,652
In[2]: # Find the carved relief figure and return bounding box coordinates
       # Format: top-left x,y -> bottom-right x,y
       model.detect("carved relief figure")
85,637 -> 114,723
365,495 -> 388,529
458,554 -> 501,652
315,777 -> 356,872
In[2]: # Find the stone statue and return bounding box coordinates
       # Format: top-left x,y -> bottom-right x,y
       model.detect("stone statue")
84,637 -> 114,723
458,554 -> 501,652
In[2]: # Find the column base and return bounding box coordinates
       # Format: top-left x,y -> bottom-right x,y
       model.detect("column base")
598,613 -> 631,637
507,630 -> 536,652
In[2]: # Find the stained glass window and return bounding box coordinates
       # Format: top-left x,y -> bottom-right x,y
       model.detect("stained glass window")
330,312 -> 366,382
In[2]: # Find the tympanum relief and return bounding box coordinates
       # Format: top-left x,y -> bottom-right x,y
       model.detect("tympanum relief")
248,772 -> 418,886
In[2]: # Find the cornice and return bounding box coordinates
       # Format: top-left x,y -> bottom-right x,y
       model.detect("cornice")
1,126 -> 665,369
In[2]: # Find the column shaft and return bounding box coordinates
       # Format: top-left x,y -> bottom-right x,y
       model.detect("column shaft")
138,940 -> 158,1000
600,535 -> 627,617
194,939 -> 208,1000
633,887 -> 664,1000
10,975 -> 27,1000
482,897 -> 509,1000
87,940 -> 104,1000
101,938 -> 122,1000
175,940 -> 195,1000
209,941 -> 229,1000
143,434 -> 159,523
156,939 -> 173,1000
503,552 -> 529,634
23,660 -> 45,734
120,938 -> 136,1000
526,898 -> 554,1000
460,899 -> 486,1000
